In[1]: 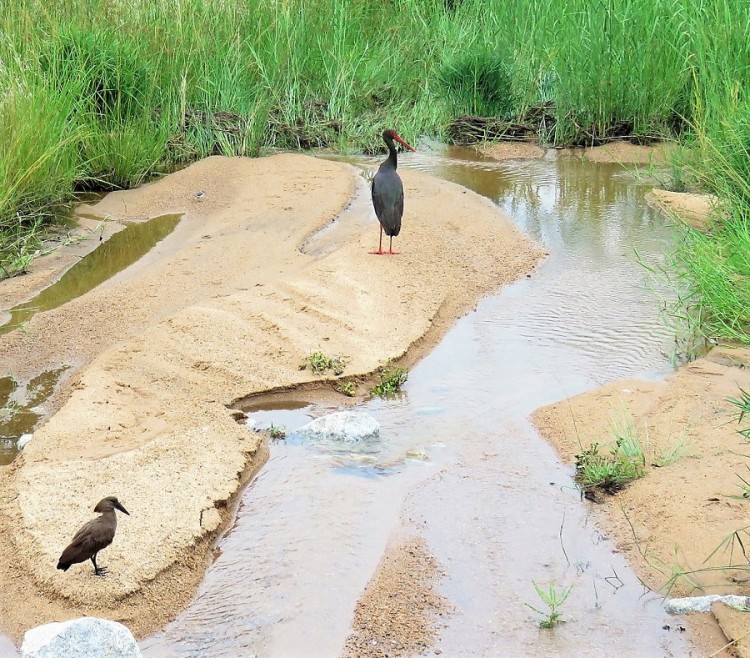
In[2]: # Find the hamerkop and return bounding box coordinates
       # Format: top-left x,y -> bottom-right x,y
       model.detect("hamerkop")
57,496 -> 129,576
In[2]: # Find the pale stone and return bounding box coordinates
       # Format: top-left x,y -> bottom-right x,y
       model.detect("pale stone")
21,618 -> 142,658
293,411 -> 380,445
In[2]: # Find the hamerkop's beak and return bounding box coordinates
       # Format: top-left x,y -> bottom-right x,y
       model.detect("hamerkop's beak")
114,500 -> 130,515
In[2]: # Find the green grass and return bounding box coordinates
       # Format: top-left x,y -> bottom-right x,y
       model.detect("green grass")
575,441 -> 645,497
0,0 -> 749,343
300,350 -> 347,376
574,410 -> 691,497
267,424 -> 287,441
575,413 -> 647,496
335,381 -> 357,397
731,467 -> 750,500
370,361 -> 409,399
525,581 -> 573,628
671,104 -> 750,344
728,388 -> 750,440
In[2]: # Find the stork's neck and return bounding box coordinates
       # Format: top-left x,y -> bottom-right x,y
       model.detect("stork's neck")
383,135 -> 398,170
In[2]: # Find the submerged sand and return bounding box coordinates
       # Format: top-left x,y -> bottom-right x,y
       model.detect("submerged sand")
0,153 -> 542,640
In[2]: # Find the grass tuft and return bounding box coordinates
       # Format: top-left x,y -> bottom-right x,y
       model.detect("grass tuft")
728,387 -> 750,440
575,441 -> 644,497
335,381 -> 356,397
300,350 -> 347,376
525,581 -> 573,628
370,361 -> 408,398
575,410 -> 692,499
267,424 -> 287,440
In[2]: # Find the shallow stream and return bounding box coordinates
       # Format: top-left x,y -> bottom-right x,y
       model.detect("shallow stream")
0,213 -> 182,464
140,147 -> 695,657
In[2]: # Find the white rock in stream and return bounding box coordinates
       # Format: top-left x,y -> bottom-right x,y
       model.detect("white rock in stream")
293,411 -> 380,445
17,433 -> 33,450
21,618 -> 142,658
665,594 -> 750,614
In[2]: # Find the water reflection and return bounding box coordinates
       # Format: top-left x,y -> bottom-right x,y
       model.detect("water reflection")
0,213 -> 181,335
142,147 -> 689,657
0,367 -> 68,465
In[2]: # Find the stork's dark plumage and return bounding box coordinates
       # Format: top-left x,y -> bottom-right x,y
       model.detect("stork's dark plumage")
370,129 -> 416,255
57,496 -> 129,577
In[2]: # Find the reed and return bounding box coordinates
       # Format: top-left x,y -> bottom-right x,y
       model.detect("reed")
0,0 -> 748,341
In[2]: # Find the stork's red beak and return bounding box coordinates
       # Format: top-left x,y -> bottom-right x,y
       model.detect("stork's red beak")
393,134 -> 416,152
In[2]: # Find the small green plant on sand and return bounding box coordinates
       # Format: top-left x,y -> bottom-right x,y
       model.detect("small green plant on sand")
575,410 -> 692,497
728,387 -> 750,440
335,381 -> 356,397
731,466 -> 750,500
575,441 -> 644,496
370,361 -> 408,398
525,581 -> 573,628
651,425 -> 692,468
0,398 -> 20,423
575,414 -> 646,497
267,424 -> 286,440
300,350 -> 346,376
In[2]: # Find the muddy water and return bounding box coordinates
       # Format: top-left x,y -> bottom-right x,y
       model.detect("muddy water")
0,367 -> 68,465
142,148 -> 694,657
0,213 -> 181,335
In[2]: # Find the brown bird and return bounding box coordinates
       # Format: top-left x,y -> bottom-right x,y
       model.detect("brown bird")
57,496 -> 129,577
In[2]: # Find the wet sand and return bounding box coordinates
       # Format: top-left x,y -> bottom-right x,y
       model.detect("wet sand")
532,345 -> 750,656
0,153 -> 542,640
481,140 -> 676,166
646,188 -> 719,230
342,536 -> 446,658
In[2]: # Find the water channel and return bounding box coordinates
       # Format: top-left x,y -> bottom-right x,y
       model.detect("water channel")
140,146 -> 694,657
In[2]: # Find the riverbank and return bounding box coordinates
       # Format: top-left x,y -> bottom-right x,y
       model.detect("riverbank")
0,153 -> 542,640
532,344 -> 750,655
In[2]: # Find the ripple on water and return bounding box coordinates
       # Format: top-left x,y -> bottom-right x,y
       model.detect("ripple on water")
141,147 -> 691,657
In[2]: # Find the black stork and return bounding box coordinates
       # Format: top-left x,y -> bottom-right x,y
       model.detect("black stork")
57,496 -> 130,576
370,129 -> 416,255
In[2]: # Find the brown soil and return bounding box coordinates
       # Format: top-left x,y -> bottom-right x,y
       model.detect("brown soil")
532,344 -> 750,656
646,188 -> 719,230
579,141 -> 677,165
0,153 -> 542,641
342,536 -> 447,658
480,141 -> 546,161
479,140 -> 677,166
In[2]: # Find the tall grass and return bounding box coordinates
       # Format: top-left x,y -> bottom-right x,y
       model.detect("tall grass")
0,0 -> 748,343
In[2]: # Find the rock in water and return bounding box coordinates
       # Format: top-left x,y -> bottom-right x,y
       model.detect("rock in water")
293,411 -> 380,445
21,618 -> 142,658
664,594 -> 750,614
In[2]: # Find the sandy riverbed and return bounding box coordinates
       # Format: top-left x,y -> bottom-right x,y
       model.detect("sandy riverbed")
532,344 -> 750,656
0,153 -> 542,641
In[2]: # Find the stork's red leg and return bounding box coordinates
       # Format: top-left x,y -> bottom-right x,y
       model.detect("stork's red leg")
387,235 -> 399,255
369,225 -> 385,255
